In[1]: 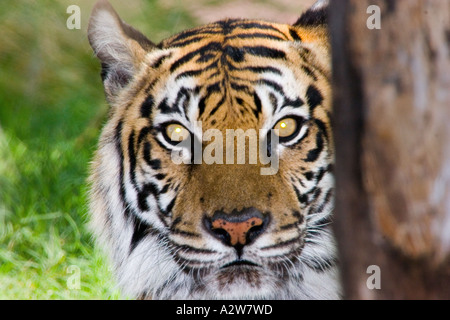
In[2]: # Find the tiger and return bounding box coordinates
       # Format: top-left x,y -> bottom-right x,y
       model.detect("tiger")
87,0 -> 341,299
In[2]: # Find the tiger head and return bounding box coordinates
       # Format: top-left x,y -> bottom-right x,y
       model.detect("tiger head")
88,0 -> 340,299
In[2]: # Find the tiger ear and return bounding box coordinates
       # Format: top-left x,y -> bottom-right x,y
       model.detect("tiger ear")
88,0 -> 155,102
292,0 -> 329,56
294,0 -> 328,28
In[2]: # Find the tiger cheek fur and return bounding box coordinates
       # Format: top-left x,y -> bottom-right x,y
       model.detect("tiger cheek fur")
88,0 -> 341,299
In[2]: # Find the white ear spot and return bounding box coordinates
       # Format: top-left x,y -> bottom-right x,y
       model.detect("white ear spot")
311,0 -> 329,11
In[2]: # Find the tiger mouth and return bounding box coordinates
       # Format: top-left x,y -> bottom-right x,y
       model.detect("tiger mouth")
220,259 -> 260,269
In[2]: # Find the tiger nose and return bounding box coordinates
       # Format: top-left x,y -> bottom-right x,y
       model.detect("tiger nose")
204,207 -> 269,248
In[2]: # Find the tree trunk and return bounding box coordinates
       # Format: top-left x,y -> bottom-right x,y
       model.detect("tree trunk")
330,0 -> 450,299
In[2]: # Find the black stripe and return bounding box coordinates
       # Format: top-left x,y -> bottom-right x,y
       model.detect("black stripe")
140,95 -> 154,118
127,131 -> 138,188
143,141 -> 162,170
309,189 -> 333,215
304,171 -> 314,181
304,131 -> 324,162
162,197 -> 176,216
169,36 -> 208,48
230,21 -> 288,39
115,121 -> 128,218
223,45 -> 245,62
168,28 -> 222,45
137,126 -> 151,145
227,32 -> 286,41
292,210 -> 305,225
302,65 -> 318,81
279,212 -> 304,230
253,92 -> 262,115
314,118 -> 329,140
130,215 -> 151,252
306,84 -> 324,113
142,141 -> 151,165
228,64 -> 282,75
305,186 -> 317,197
175,60 -> 219,81
230,82 -> 250,92
289,28 -> 302,41
148,159 -> 162,170
137,182 -> 159,211
129,215 -> 165,253
216,18 -> 239,34
173,87 -> 190,114
171,229 -> 202,238
175,69 -> 204,80
280,223 -> 299,230
268,93 -> 278,111
294,185 -> 309,204
175,244 -> 217,254
143,78 -> 158,96
171,216 -> 182,229
175,256 -> 216,269
257,79 -> 283,93
312,187 -> 322,199
310,215 -> 332,228
315,168 -> 327,185
157,98 -> 173,114
292,175 -> 306,188
236,97 -> 244,106
170,42 -> 222,72
242,46 -> 286,59
159,183 -> 170,194
155,173 -> 166,180
281,97 -> 305,109
314,165 -> 332,184
206,82 -> 222,95
248,66 -> 282,75
196,53 -> 216,63
150,52 -> 172,69
197,97 -> 207,117
209,94 -> 226,116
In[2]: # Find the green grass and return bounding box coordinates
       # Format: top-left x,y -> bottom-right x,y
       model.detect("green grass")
0,0 -> 196,299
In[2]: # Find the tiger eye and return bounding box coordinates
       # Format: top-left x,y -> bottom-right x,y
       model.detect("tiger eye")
273,118 -> 297,137
165,123 -> 190,142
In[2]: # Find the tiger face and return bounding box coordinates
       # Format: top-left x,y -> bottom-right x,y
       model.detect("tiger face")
88,0 -> 340,299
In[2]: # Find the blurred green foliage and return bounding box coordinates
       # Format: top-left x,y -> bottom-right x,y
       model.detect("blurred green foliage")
0,0 -> 195,299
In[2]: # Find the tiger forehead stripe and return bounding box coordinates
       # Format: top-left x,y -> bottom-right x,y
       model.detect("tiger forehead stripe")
163,22 -> 297,74
168,43 -> 287,74
166,19 -> 290,46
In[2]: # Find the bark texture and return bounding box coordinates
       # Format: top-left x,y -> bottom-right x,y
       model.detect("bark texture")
330,0 -> 450,299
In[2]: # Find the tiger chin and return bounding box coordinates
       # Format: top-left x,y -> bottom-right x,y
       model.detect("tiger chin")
87,0 -> 341,300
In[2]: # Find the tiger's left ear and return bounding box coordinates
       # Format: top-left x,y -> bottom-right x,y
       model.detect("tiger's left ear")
292,0 -> 329,50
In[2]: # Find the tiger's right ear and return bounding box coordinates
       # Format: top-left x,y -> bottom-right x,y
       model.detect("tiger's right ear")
88,0 -> 155,102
